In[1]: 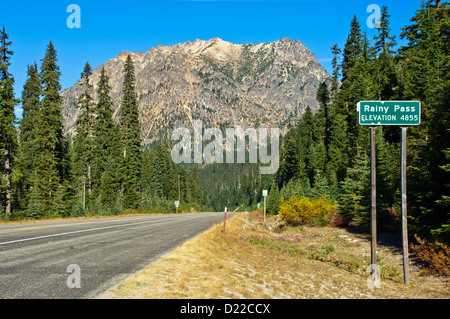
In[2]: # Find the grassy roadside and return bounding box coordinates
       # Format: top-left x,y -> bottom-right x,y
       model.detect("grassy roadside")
98,211 -> 449,299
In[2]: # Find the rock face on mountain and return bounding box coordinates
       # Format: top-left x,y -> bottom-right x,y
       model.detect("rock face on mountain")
61,37 -> 330,143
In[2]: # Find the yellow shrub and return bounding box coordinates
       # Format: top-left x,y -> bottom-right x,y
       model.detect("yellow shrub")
278,196 -> 337,226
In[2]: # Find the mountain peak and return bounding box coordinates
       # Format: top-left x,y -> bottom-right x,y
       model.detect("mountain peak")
62,38 -> 329,143
278,37 -> 291,42
210,37 -> 224,42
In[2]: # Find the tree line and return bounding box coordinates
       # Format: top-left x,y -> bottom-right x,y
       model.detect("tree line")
0,34 -> 203,219
271,2 -> 449,244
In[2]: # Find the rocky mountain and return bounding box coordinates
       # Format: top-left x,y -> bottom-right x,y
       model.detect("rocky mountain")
61,37 -> 330,144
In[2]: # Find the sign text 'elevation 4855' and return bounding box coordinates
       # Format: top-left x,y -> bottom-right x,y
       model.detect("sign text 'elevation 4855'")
357,101 -> 421,126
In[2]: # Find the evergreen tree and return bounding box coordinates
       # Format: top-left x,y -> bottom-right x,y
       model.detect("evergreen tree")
141,147 -> 153,201
372,6 -> 400,103
339,17 -> 372,162
120,55 -> 142,208
277,125 -> 300,187
326,119 -> 348,182
92,66 -> 115,185
91,67 -> 123,209
341,15 -> 363,82
160,139 -> 177,200
399,1 -> 450,242
0,26 -> 17,216
149,142 -> 165,198
26,178 -> 42,219
298,106 -> 316,184
316,81 -> 332,164
267,178 -> 280,215
34,41 -> 64,216
98,126 -> 123,212
310,111 -> 327,183
327,45 -> 349,183
17,63 -> 41,209
73,62 -> 95,209
368,24 -> 398,161
330,43 -> 341,99
189,166 -> 201,203
373,5 -> 397,56
338,147 -> 371,225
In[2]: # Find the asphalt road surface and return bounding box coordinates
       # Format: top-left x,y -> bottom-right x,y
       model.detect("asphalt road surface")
0,212 -> 235,299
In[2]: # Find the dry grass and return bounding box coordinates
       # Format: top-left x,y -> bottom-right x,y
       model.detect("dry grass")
98,211 -> 450,299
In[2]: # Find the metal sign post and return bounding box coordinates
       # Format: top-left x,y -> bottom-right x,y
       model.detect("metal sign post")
175,200 -> 180,213
370,127 -> 377,270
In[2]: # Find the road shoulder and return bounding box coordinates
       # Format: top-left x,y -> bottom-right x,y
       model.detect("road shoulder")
96,211 -> 449,299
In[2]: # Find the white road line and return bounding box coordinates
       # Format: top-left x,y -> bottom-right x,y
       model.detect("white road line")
0,214 -> 202,247
0,216 -> 149,232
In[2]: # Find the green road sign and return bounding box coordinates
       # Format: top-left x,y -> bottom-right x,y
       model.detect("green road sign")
357,101 -> 421,126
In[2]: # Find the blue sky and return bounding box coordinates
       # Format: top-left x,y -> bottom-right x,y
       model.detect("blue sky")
1,0 -> 423,119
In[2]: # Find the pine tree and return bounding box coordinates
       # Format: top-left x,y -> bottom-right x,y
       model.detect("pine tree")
374,6 -> 397,56
73,62 -> 95,207
141,147 -> 153,201
189,166 -> 201,203
316,81 -> 332,163
338,147 -> 371,225
149,143 -> 165,198
267,178 -> 280,215
17,63 -> 41,209
160,139 -> 177,200
120,55 -> 142,208
298,106 -> 315,184
326,119 -> 348,182
26,178 -> 42,219
339,17 -> 372,162
372,6 -> 400,104
98,126 -> 123,211
309,108 -> 327,184
34,41 -> 64,215
375,61 -> 400,146
400,1 -> 450,242
0,26 -> 17,216
277,125 -> 300,186
341,15 -> 363,82
93,67 -> 123,209
92,67 -> 115,183
330,43 -> 341,99
327,45 -> 349,183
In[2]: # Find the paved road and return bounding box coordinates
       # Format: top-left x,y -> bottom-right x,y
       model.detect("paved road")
0,212 -> 234,299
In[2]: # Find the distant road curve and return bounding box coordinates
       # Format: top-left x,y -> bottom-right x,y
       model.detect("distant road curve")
0,212 -> 235,299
